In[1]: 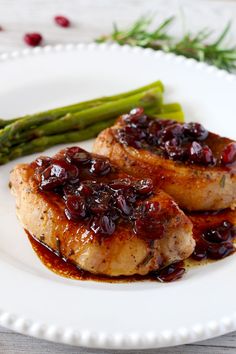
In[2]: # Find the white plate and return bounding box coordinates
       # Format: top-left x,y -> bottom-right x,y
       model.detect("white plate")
0,44 -> 236,350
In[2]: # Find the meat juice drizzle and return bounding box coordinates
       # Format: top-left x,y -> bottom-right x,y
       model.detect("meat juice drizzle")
26,208 -> 236,283
28,136 -> 236,283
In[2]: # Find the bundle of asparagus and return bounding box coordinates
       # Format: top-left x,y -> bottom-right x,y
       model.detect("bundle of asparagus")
0,81 -> 184,165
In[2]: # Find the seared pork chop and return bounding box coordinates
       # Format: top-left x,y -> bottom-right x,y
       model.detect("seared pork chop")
10,147 -> 194,277
93,109 -> 236,211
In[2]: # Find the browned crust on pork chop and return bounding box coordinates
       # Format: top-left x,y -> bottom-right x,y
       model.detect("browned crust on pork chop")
93,127 -> 236,211
10,162 -> 194,277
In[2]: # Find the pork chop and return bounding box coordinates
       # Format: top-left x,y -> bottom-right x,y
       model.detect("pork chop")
93,109 -> 236,211
10,147 -> 194,277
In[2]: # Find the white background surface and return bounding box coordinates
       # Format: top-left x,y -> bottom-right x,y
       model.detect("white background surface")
0,1 -> 236,353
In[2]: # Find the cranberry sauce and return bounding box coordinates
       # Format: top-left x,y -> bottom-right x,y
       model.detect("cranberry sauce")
27,231 -> 185,283
188,210 -> 236,261
115,108 -> 236,166
34,147 -> 166,239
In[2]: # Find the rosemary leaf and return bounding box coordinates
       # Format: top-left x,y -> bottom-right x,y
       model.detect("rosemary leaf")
96,16 -> 236,72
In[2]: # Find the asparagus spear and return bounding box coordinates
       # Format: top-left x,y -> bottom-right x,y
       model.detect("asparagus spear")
0,106 -> 184,164
0,119 -> 115,165
1,87 -> 163,148
153,110 -> 185,122
146,102 -> 182,116
160,103 -> 182,113
0,80 -> 164,129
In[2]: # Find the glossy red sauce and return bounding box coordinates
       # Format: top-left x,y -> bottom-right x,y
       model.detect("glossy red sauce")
116,108 -> 236,167
34,147 -> 166,240
26,208 -> 236,283
187,209 -> 236,262
26,231 -> 184,283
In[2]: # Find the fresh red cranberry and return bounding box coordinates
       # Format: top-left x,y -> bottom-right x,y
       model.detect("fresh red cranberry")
221,142 -> 236,165
65,195 -> 87,220
183,122 -> 208,141
90,158 -> 111,176
24,33 -> 43,47
153,262 -> 185,282
54,15 -> 71,28
90,215 -> 115,235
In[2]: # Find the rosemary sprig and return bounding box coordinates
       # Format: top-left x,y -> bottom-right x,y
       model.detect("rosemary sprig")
97,16 -> 174,49
96,16 -> 236,72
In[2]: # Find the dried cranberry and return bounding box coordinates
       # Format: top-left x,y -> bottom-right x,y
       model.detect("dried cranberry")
146,120 -> 162,144
207,242 -> 235,260
125,114 -> 149,129
164,139 -> 187,161
221,142 -> 236,165
35,156 -> 51,168
134,179 -> 153,195
90,158 -> 111,176
130,107 -> 144,117
90,215 -> 115,235
65,195 -> 87,220
116,113 -> 218,167
203,229 -> 228,243
231,226 -> 236,239
134,202 -> 164,239
54,15 -> 71,28
109,178 -> 131,190
24,33 -> 42,47
123,188 -> 137,203
65,147 -> 90,165
40,159 -> 79,190
76,181 -> 93,197
158,123 -> 184,144
153,262 -> 185,282
63,184 -> 78,198
203,220 -> 233,243
116,124 -> 147,149
122,107 -> 145,123
89,192 -> 111,214
188,142 -> 215,165
183,122 -> 208,141
191,243 -> 208,261
116,195 -> 131,215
